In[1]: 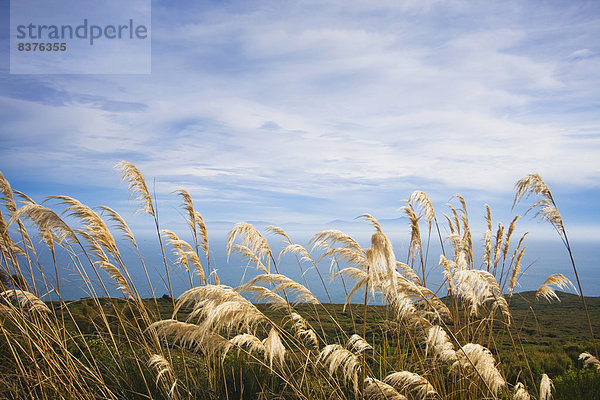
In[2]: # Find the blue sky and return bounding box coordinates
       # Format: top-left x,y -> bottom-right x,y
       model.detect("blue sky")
0,1 -> 599,296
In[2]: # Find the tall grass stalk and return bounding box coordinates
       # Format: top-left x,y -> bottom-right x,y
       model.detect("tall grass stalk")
0,165 -> 595,399
513,173 -> 597,358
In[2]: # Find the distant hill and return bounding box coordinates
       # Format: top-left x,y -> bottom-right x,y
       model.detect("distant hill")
507,290 -> 600,311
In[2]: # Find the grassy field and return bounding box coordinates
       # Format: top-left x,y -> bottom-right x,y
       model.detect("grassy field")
1,164 -> 600,399
50,290 -> 600,399
64,290 -> 600,366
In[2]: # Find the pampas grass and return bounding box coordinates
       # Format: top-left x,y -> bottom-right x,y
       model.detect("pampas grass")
0,163 -> 596,400
536,274 -> 576,302
116,161 -> 155,217
513,382 -> 530,400
383,371 -> 438,399
453,343 -> 505,395
148,354 -> 178,399
319,344 -> 361,394
513,173 -> 597,356
579,352 -> 600,370
364,378 -> 407,400
539,373 -> 554,400
426,325 -> 457,364
263,328 -> 286,369
0,289 -> 50,314
348,334 -> 373,354
239,274 -> 320,304
162,229 -> 206,285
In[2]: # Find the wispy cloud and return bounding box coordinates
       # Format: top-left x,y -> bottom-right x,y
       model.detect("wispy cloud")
1,0 -> 599,231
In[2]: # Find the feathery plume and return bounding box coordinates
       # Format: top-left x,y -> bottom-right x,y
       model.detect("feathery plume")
99,206 -> 138,248
232,244 -> 268,273
240,274 -> 319,304
235,285 -> 287,310
396,261 -> 421,285
173,189 -> 210,258
176,285 -> 267,340
298,328 -> 319,349
227,223 -> 272,270
162,229 -> 205,283
384,371 -> 438,400
387,292 -> 418,323
492,223 -> 504,269
0,289 -> 50,314
483,205 -> 492,270
279,243 -> 313,265
47,195 -> 119,256
513,174 -> 563,231
485,205 -> 492,232
426,325 -> 457,364
334,267 -> 368,308
319,344 -> 361,394
579,352 -> 600,370
439,256 -> 456,294
454,193 -> 468,219
453,343 -> 505,394
364,378 -> 407,400
0,172 -> 17,214
148,354 -> 177,398
263,328 -> 285,369
290,312 -> 308,331
502,216 -> 519,262
194,211 -> 210,258
288,312 -> 318,348
444,214 -> 456,235
174,285 -> 244,315
388,271 -> 451,321
536,274 -> 576,302
96,261 -> 135,299
149,319 -> 231,356
229,333 -> 265,356
12,189 -> 35,206
359,213 -> 383,233
530,200 -> 564,231
174,189 -> 197,241
0,209 -> 25,256
148,354 -> 173,384
446,233 -> 468,270
453,194 -> 473,266
367,229 -> 397,291
197,298 -> 265,336
400,204 -> 422,263
514,173 -> 553,204
513,382 -> 530,400
334,266 -> 369,282
454,269 -> 511,322
319,245 -> 369,273
447,205 -> 461,236
150,319 -> 203,349
116,161 -> 155,216
539,374 -> 554,400
265,225 -> 292,244
348,334 -> 373,354
409,191 -> 435,225
310,229 -> 363,254
509,247 -> 527,296
9,204 -> 78,248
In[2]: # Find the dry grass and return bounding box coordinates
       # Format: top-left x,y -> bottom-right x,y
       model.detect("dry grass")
536,274 -> 577,302
0,163 -> 596,399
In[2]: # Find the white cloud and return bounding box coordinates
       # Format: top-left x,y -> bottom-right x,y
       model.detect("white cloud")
1,0 -> 599,225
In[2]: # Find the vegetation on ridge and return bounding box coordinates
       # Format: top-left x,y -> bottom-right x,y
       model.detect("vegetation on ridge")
0,165 -> 599,399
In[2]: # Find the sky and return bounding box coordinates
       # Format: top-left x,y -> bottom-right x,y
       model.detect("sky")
0,0 -> 599,297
